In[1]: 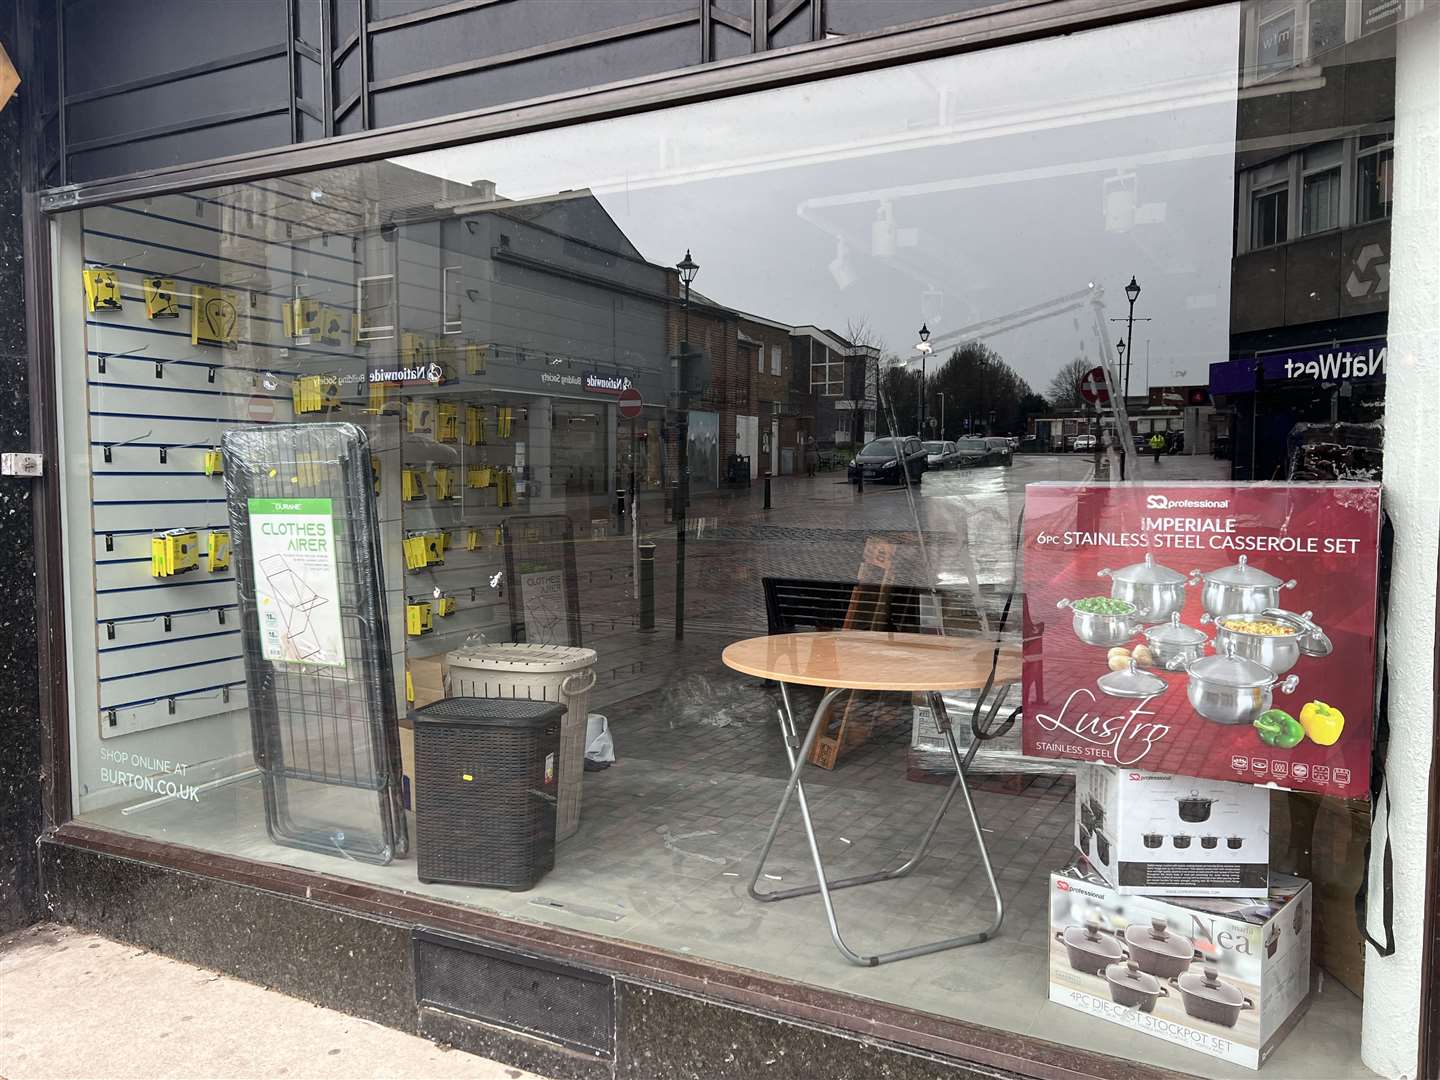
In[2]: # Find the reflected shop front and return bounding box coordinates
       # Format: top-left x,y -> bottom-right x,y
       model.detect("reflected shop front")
28,3 -> 1440,1079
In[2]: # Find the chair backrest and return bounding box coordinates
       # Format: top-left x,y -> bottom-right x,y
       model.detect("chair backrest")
762,576 -> 1001,636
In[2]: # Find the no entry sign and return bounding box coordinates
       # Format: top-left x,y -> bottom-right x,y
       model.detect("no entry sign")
617,387 -> 643,419
1079,366 -> 1110,404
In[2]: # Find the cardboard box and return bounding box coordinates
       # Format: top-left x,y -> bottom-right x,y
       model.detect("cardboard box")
1049,860 -> 1311,1070
408,653 -> 448,710
1076,764 -> 1270,896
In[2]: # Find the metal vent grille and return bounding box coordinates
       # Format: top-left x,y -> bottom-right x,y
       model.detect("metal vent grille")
414,933 -> 613,1057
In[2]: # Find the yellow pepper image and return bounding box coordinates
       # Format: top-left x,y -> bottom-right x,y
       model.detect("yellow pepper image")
1298,700 -> 1344,746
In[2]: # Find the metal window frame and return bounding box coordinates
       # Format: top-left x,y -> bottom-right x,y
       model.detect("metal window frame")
441,264 -> 464,334
26,3 -> 1440,1078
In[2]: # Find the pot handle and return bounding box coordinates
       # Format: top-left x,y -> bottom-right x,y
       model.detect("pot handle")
1164,656 -> 1189,672
1187,569 -> 1205,585
1158,985 -> 1170,998
1242,997 -> 1256,1011
1097,568 -> 1114,578
1057,598 -> 1074,611
1281,579 -> 1297,590
1278,674 -> 1300,695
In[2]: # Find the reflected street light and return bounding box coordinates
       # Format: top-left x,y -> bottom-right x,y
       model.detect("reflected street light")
1123,276 -> 1141,398
674,249 -> 699,640
915,323 -> 932,434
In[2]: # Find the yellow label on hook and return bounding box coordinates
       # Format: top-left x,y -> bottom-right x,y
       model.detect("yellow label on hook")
83,268 -> 122,312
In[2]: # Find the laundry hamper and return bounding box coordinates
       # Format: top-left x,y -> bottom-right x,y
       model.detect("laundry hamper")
445,643 -> 597,840
413,698 -> 563,889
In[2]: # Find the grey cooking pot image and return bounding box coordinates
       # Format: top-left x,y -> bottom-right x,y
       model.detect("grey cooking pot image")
1057,921 -> 1126,975
1189,555 -> 1297,617
1057,597 -> 1146,647
1172,833 -> 1192,849
1203,608 -> 1332,676
1176,790 -> 1216,822
1184,640 -> 1300,725
1124,918 -> 1202,979
1143,613 -> 1210,671
1105,960 -> 1170,1013
1200,835 -> 1219,849
1171,966 -> 1255,1028
1227,835 -> 1245,850
1143,832 -> 1163,849
1098,554 -> 1188,622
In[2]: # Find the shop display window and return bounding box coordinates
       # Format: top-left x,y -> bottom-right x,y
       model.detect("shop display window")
51,3 -> 1428,1076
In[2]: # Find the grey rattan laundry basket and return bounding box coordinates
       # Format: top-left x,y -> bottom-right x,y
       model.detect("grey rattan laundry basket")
413,697 -> 563,890
445,643 -> 597,841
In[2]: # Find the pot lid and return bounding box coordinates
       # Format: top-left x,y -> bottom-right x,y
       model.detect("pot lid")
1177,966 -> 1246,1006
1105,960 -> 1162,996
1124,917 -> 1195,960
1261,607 -> 1333,655
1201,554 -> 1285,588
1186,639 -> 1275,687
1097,660 -> 1167,699
1103,553 -> 1187,585
1178,790 -> 1215,806
1062,923 -> 1124,960
1146,612 -> 1207,646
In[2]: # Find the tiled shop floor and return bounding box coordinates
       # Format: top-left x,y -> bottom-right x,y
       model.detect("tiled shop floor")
87,629 -> 1367,1080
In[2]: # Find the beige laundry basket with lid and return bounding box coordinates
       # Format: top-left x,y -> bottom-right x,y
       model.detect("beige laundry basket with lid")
445,642 -> 597,840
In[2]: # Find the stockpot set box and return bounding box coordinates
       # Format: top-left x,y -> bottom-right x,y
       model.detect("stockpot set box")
1021,483 -> 1381,798
1050,861 -> 1311,1070
1074,765 -> 1269,897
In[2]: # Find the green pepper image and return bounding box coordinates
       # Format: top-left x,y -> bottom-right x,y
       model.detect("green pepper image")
1253,708 -> 1305,749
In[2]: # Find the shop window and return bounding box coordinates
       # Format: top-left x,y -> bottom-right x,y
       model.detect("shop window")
1355,132 -> 1395,224
48,7 -> 1425,1079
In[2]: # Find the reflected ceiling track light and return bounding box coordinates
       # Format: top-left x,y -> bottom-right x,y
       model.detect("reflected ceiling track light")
827,239 -> 857,291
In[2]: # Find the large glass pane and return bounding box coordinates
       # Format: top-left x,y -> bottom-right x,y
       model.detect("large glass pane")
52,2 -> 1426,1077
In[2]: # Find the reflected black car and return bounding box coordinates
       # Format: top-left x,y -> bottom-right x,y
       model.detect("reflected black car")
952,437 -> 993,467
984,437 -> 1014,466
848,436 -> 928,484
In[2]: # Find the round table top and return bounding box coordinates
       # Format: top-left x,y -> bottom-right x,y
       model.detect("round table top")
721,630 -> 1022,692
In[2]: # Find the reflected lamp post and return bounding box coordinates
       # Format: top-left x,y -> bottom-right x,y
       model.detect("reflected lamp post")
1123,275 -> 1141,398
673,249 -> 699,641
914,323 -> 932,434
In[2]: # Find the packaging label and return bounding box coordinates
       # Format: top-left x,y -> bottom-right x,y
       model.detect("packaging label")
1023,483 -> 1381,797
247,497 -> 346,667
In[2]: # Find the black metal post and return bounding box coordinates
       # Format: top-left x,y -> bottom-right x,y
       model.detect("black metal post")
1124,299 -> 1136,399
674,276 -> 692,641
638,541 -> 656,633
763,475 -> 771,510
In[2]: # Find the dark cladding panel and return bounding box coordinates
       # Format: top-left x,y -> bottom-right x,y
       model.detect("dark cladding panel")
66,113 -> 295,183
824,0 -> 995,35
62,0 -> 289,96
367,0 -> 695,84
370,25 -> 697,129
64,55 -> 291,145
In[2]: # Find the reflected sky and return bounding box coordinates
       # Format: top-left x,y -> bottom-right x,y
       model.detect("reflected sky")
398,5 -> 1241,393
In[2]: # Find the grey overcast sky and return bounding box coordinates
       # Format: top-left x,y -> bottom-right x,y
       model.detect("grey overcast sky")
400,4 -> 1241,395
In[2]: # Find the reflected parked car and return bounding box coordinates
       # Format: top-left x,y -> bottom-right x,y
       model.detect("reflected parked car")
923,440 -> 958,469
984,437 -> 1014,466
1073,434 -> 1097,452
953,437 -> 995,467
848,436 -> 928,484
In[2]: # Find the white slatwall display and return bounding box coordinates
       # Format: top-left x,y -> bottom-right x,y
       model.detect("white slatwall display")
79,192 -> 374,739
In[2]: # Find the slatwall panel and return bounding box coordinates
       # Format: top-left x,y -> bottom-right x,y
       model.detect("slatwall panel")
77,189 -> 397,737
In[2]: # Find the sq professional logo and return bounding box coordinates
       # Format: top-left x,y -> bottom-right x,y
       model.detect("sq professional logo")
1145,494 -> 1231,510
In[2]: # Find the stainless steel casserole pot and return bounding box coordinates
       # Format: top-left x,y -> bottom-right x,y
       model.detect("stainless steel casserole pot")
1176,790 -> 1216,822
1056,921 -> 1125,975
1105,961 -> 1169,1013
1189,555 -> 1296,617
1184,640 -> 1300,725
1203,608 -> 1331,675
1143,613 -> 1210,671
1124,917 -> 1202,980
1171,966 -> 1254,1028
1098,554 -> 1188,622
1057,597 -> 1145,647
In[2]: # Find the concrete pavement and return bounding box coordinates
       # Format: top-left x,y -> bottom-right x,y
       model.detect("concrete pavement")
0,924 -> 546,1080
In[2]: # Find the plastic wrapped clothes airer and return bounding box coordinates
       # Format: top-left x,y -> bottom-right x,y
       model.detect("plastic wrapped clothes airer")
221,422 -> 407,866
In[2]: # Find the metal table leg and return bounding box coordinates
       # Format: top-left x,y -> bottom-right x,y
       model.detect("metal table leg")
748,682 -> 1008,967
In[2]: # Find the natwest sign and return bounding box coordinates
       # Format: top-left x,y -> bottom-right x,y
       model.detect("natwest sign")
1209,339 -> 1386,395
583,372 -> 633,395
